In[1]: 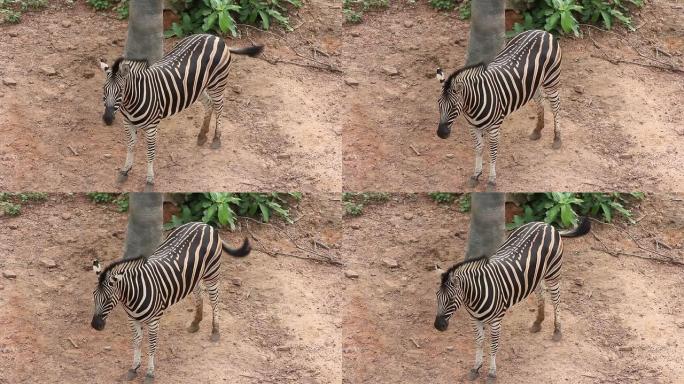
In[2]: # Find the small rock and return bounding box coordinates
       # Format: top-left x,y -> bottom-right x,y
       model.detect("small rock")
231,277 -> 242,287
103,153 -> 112,159
573,85 -> 584,94
382,258 -> 399,268
344,270 -> 359,279
619,154 -> 633,160
61,213 -> 72,220
61,20 -> 72,28
0,284 -> 4,290
446,346 -> 454,351
574,278 -> 584,287
344,78 -> 359,86
350,223 -> 361,230
350,31 -> 361,37
445,154 -> 454,159
618,346 -> 633,352
403,213 -> 414,221
82,71 -> 95,79
8,224 -> 18,230
9,31 -> 18,37
231,85 -> 242,94
383,66 -> 399,76
2,271 -> 17,279
403,20 -> 413,28
41,66 -> 57,76
276,346 -> 291,352
2,78 -> 17,86
40,259 -> 57,269
276,154 -> 291,160
104,346 -> 112,351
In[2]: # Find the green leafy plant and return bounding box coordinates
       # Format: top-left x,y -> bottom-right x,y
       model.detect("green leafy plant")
0,192 -> 49,217
429,0 -> 455,11
429,192 -> 457,204
457,0 -> 471,19
87,192 -> 129,212
86,0 -> 128,19
18,192 -> 47,202
166,192 -> 300,230
166,0 -> 301,38
342,0 -> 388,24
507,192 -> 643,229
342,192 -> 390,216
0,0 -> 47,24
0,201 -> 21,216
458,194 -> 471,213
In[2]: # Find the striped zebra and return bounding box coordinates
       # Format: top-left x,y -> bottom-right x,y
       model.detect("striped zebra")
436,30 -> 562,189
98,34 -> 264,189
434,218 -> 590,382
91,222 -> 251,382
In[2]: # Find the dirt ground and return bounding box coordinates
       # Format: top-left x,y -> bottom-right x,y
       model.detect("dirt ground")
340,0 -> 684,192
0,193 -> 343,384
0,1 -> 342,192
342,194 -> 684,383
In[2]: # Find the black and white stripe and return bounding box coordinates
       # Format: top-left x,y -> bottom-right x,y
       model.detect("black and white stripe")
434,218 -> 590,381
91,222 -> 251,381
436,30 -> 563,188
99,34 -> 264,187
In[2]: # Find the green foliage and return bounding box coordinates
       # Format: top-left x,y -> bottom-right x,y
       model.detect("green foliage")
86,0 -> 128,19
87,0 -> 111,10
0,201 -> 21,216
18,192 -> 47,202
429,0 -> 455,11
0,192 -> 48,217
342,0 -> 388,24
165,0 -> 301,38
87,193 -> 129,212
458,194 -> 471,213
507,192 -> 643,230
0,0 -> 47,24
166,192 -> 300,230
342,192 -> 390,216
511,0 -> 643,36
429,192 -> 457,204
457,0 -> 470,19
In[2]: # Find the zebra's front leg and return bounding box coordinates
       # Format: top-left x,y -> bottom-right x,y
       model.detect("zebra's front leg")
467,127 -> 484,188
126,319 -> 143,381
117,121 -> 137,184
143,126 -> 158,190
467,319 -> 485,381
187,285 -> 203,333
486,124 -> 502,190
529,90 -> 545,141
144,319 -> 160,383
209,91 -> 225,149
487,318 -> 503,383
545,87 -> 562,149
206,279 -> 221,342
547,279 -> 563,341
197,91 -> 212,146
530,284 -> 545,333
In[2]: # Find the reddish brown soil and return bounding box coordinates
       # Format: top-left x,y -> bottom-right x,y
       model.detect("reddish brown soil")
340,0 -> 684,192
342,194 -> 684,383
0,1 -> 342,192
0,194 -> 342,383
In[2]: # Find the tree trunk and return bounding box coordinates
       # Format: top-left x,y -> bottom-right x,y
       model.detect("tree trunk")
122,0 -> 164,259
465,193 -> 506,260
466,0 -> 505,65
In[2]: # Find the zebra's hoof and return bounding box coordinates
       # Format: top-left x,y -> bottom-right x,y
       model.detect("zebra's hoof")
466,176 -> 479,188
197,135 -> 207,146
210,138 -> 221,149
144,182 -> 155,192
116,171 -> 129,184
552,329 -> 562,341
125,369 -> 138,381
552,138 -> 562,149
486,181 -> 497,191
529,131 -> 542,141
530,322 -> 542,333
467,369 -> 480,381
187,322 -> 200,333
211,332 -> 221,342
144,373 -> 155,384
486,373 -> 497,383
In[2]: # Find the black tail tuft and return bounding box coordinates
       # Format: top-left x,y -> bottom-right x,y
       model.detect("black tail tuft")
222,238 -> 251,257
229,44 -> 264,57
558,216 -> 591,238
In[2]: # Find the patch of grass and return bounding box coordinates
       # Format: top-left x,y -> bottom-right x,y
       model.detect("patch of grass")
342,0 -> 388,24
0,201 -> 21,216
18,192 -> 47,202
343,192 -> 390,216
0,192 -> 48,217
86,0 -> 128,19
87,192 -> 129,212
0,0 -> 47,24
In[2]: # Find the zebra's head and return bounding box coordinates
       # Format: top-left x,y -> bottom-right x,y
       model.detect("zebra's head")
436,68 -> 465,139
434,267 -> 464,331
99,58 -> 130,126
91,259 -> 122,331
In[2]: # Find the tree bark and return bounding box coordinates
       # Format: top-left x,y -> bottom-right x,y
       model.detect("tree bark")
122,0 -> 164,259
465,193 -> 506,260
466,0 -> 506,65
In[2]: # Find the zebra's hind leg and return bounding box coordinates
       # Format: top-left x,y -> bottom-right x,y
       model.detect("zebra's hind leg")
125,319 -> 143,381
117,120 -> 137,184
187,285 -> 203,333
205,277 -> 221,342
529,90 -> 545,141
197,92 -> 213,146
144,319 -> 160,383
487,317 -> 503,383
547,279 -> 563,341
466,127 -> 484,188
467,319 -> 485,381
545,86 -> 562,149
530,284 -> 545,333
485,124 -> 503,190
143,125 -> 159,189
206,87 -> 226,149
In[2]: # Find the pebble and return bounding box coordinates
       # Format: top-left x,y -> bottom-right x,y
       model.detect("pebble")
403,213 -> 414,220
618,346 -> 633,352
40,66 -> 58,76
344,78 -> 359,86
104,346 -> 112,351
61,20 -> 72,28
103,153 -> 112,159
40,259 -> 57,269
231,85 -> 242,94
573,85 -> 585,94
350,223 -> 361,230
2,271 -> 17,279
350,31 -> 361,37
619,154 -> 633,160
8,224 -> 18,230
276,154 -> 291,160
82,71 -> 95,79
344,270 -> 359,279
231,277 -> 242,287
445,154 -> 454,159
2,78 -> 17,86
403,20 -> 413,28
9,31 -> 18,37
61,213 -> 72,220
276,346 -> 291,352
574,278 -> 584,287
383,66 -> 399,76
382,258 -> 399,268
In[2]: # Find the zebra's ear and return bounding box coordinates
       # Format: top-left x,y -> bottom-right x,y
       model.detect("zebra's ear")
436,68 -> 445,83
118,62 -> 131,77
93,260 -> 102,275
99,59 -> 109,72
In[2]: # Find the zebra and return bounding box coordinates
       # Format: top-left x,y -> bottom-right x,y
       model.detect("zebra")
98,34 -> 264,189
434,217 -> 590,382
91,222 -> 251,382
435,29 -> 562,189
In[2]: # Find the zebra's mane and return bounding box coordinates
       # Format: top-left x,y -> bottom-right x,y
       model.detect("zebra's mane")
442,62 -> 486,96
110,57 -> 149,76
97,254 -> 146,286
440,254 -> 489,287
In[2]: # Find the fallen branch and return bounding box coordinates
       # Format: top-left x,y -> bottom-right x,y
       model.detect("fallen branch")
410,338 -> 421,348
261,55 -> 343,73
67,338 -> 78,348
67,145 -> 79,156
590,54 -> 684,74
409,144 -> 421,156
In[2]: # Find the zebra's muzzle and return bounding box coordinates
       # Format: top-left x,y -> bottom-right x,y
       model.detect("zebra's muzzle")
91,315 -> 106,331
434,316 -> 449,331
437,122 -> 451,139
103,107 -> 116,126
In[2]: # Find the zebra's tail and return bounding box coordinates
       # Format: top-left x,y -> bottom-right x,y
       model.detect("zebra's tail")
222,238 -> 251,257
229,45 -> 264,57
558,216 -> 591,238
